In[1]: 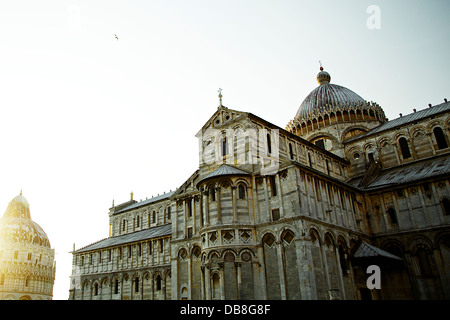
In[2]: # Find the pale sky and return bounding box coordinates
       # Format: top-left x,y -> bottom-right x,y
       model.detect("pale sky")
0,0 -> 448,300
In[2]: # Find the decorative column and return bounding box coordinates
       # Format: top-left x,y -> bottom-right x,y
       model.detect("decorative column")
162,271 -> 167,300
235,262 -> 242,299
149,271 -> 154,300
334,245 -> 346,300
218,262 -> 225,300
204,264 -> 211,300
216,186 -> 222,223
171,257 -> 178,300
247,184 -> 255,222
276,240 -> 287,300
199,189 -> 204,227
110,278 -> 113,300
200,265 -> 205,300
204,189 -> 210,226
232,185 -> 238,222
187,255 -> 192,300
276,174 -> 284,218
263,177 -> 271,221
256,244 -> 267,299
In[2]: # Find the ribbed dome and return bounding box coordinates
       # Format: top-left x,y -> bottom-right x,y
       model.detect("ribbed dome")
294,68 -> 367,121
0,194 -> 51,248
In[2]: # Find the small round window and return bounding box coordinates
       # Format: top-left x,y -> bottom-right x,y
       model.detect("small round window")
353,152 -> 360,160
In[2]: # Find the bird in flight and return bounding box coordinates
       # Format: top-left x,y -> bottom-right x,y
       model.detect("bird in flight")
114,34 -> 118,41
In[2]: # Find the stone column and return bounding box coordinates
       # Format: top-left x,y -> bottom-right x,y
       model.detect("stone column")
263,177 -> 271,221
199,189 -> 204,227
235,262 -> 242,299
218,262 -> 225,300
276,174 -> 284,218
334,245 -> 346,300
171,258 -> 178,300
187,255 -> 192,300
295,237 -> 317,299
256,244 -> 267,299
231,185 -> 238,222
162,271 -> 167,300
149,271 -> 154,300
110,278 -> 113,300
205,190 -> 210,226
276,240 -> 287,300
204,264 -> 211,300
216,186 -> 222,223
192,196 -> 197,234
247,184 -> 255,222
200,265 -> 205,300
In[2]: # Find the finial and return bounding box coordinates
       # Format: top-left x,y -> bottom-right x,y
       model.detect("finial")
20,189 -> 22,196
112,199 -> 115,207
218,88 -> 223,107
130,191 -> 134,201
316,62 -> 330,85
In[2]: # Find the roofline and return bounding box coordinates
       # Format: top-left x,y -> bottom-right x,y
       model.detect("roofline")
111,191 -> 176,215
345,101 -> 450,143
196,164 -> 251,188
246,112 -> 349,164
73,224 -> 172,254
349,152 -> 450,192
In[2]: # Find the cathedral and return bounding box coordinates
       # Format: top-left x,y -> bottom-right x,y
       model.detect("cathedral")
69,66 -> 450,300
0,193 -> 56,300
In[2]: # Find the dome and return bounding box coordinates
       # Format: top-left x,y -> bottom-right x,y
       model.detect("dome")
0,194 -> 51,248
295,67 -> 367,121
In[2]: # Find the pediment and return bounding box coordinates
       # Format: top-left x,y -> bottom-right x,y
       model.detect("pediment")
197,106 -> 249,137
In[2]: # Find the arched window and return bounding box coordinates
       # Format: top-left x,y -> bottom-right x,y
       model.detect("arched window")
338,243 -> 348,275
269,175 -> 277,197
266,133 -> 272,154
156,274 -> 162,291
211,187 -> 216,202
289,143 -> 294,160
114,279 -> 119,294
135,277 -> 139,293
222,136 -> 228,156
94,283 -> 99,296
398,137 -> 411,159
238,184 -> 245,200
387,207 -> 398,224
433,127 -> 448,150
441,197 -> 450,216
136,215 -> 140,228
212,273 -> 220,299
416,245 -> 433,277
